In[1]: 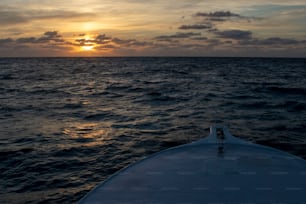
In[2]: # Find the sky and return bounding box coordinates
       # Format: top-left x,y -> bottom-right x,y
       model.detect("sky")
0,0 -> 306,57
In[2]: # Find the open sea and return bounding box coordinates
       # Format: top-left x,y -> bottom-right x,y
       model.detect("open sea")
1,57 -> 306,203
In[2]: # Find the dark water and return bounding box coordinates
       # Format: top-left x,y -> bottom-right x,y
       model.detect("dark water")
1,57 -> 306,203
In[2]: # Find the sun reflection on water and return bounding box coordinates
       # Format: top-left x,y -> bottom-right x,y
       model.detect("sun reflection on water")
62,122 -> 112,147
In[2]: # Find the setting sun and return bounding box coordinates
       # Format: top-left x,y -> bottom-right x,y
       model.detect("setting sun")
81,45 -> 94,51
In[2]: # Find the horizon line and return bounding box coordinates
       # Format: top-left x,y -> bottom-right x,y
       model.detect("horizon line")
1,56 -> 306,59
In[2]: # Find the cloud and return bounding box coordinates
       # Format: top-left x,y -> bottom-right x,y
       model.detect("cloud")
1,31 -> 65,46
128,40 -> 153,47
75,34 -> 112,46
110,37 -> 153,47
16,37 -> 37,43
37,11 -> 96,21
214,29 -> 252,40
6,31 -> 67,47
0,30 -> 74,57
95,34 -> 112,44
258,37 -> 300,45
240,37 -> 303,45
96,44 -> 118,50
112,37 -> 135,45
192,37 -> 208,41
152,38 -> 180,43
75,38 -> 89,45
44,31 -> 61,38
34,31 -> 64,43
0,7 -> 96,26
207,18 -> 227,22
195,11 -> 241,18
0,10 -> 28,25
193,10 -> 258,22
0,38 -> 14,45
207,38 -> 221,45
73,34 -> 153,49
178,24 -> 212,30
2,28 -> 305,57
154,32 -> 201,40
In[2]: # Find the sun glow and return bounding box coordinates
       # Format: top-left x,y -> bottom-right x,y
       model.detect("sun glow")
81,45 -> 94,51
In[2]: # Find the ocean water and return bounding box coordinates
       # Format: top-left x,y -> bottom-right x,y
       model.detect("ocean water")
1,57 -> 306,203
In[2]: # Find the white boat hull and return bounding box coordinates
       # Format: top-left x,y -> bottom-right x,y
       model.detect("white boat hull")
79,125 -> 306,203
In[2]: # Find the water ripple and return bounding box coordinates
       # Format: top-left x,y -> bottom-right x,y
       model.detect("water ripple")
1,57 -> 306,203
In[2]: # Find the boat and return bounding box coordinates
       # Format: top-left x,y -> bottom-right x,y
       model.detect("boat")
79,125 -> 306,203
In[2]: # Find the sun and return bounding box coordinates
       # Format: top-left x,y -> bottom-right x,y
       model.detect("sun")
81,45 -> 94,51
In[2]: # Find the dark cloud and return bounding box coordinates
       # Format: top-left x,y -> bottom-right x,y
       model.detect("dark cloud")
44,31 -> 61,38
208,18 -> 227,22
93,37 -> 153,50
75,34 -> 112,46
75,38 -> 86,43
195,11 -> 241,18
258,37 -> 300,45
103,44 -> 118,49
214,30 -> 252,40
37,31 -> 64,43
192,37 -> 208,41
73,34 -> 152,49
96,34 -> 111,41
224,40 -> 233,44
2,28 -> 305,57
208,28 -> 219,32
112,37 -> 153,47
129,40 -> 153,47
154,32 -> 201,40
152,38 -> 180,43
112,38 -> 135,45
178,24 -> 212,30
0,38 -> 14,45
207,39 -> 221,45
16,37 -> 36,43
9,31 -> 65,45
96,44 -> 118,50
95,34 -> 112,44
193,10 -> 258,23
240,37 -> 302,46
0,31 -> 65,46
0,31 -> 75,57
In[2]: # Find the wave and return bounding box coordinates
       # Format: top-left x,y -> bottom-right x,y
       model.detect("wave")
1,57 -> 306,203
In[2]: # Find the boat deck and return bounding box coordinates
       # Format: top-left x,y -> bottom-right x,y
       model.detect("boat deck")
79,125 -> 306,204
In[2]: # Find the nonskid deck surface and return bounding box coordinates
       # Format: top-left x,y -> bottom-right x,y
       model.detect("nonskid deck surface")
79,125 -> 306,204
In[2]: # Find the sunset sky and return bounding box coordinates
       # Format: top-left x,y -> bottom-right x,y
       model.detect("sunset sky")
0,0 -> 306,57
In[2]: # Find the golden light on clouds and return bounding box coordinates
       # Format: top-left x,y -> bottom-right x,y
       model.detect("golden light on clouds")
0,0 -> 306,57
74,35 -> 98,53
81,22 -> 100,32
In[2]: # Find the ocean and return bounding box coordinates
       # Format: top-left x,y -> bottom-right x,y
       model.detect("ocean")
1,57 -> 306,203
